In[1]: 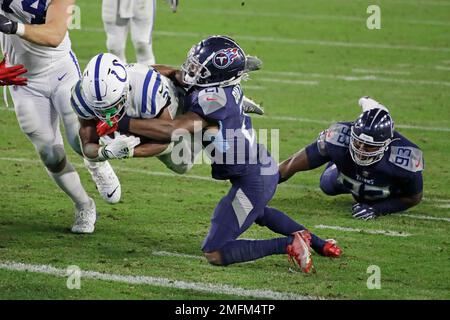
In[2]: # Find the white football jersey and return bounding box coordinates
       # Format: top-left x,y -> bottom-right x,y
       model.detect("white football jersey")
71,63 -> 181,121
0,0 -> 72,76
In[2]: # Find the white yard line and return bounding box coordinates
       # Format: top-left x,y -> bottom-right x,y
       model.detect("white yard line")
398,214 -> 450,222
314,225 -> 412,237
0,261 -> 318,300
257,78 -> 319,86
435,66 -> 450,71
263,115 -> 450,133
2,105 -> 449,132
80,28 -> 450,53
1,157 -> 450,209
152,250 -> 203,260
352,68 -> 411,76
256,70 -> 450,88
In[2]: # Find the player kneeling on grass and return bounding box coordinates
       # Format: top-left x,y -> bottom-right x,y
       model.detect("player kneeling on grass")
279,97 -> 424,220
105,35 -> 342,272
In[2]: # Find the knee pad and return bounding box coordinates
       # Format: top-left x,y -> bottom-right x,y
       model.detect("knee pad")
133,41 -> 155,65
38,144 -> 67,172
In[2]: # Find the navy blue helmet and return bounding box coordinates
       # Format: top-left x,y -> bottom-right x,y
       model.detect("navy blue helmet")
350,108 -> 394,166
181,35 -> 246,87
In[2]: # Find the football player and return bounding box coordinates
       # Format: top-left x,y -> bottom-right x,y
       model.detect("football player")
71,52 -> 199,175
0,0 -> 122,234
279,97 -> 424,220
110,36 -> 342,272
102,0 -> 157,66
72,52 -> 264,175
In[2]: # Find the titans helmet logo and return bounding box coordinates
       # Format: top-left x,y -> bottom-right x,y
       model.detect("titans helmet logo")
212,48 -> 239,69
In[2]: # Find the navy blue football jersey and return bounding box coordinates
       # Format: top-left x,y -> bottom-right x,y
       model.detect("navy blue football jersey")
305,122 -> 424,201
186,84 -> 271,180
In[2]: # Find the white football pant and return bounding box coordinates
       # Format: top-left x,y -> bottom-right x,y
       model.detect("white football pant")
102,0 -> 156,65
9,52 -> 92,208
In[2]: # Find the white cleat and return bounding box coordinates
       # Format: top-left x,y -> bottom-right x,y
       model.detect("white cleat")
71,198 -> 96,234
84,159 -> 121,204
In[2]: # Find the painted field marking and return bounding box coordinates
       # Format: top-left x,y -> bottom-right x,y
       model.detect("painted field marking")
0,261 -> 319,300
352,68 -> 411,76
80,28 -> 450,53
1,105 -> 449,133
435,66 -> 450,71
256,70 -> 450,88
314,225 -> 412,237
1,156 -> 449,212
398,214 -> 450,222
152,250 -> 203,260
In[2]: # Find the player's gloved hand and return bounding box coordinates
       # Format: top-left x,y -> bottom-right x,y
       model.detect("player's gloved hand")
244,55 -> 262,73
242,96 -> 264,115
96,117 -> 119,137
100,132 -> 141,160
0,14 -> 18,34
352,203 -> 379,220
0,56 -> 27,86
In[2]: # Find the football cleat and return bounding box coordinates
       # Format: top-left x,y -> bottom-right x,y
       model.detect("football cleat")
242,96 -> 264,115
244,55 -> 263,73
84,159 -> 121,204
168,0 -> 179,13
71,198 -> 96,234
286,230 -> 314,273
322,239 -> 342,258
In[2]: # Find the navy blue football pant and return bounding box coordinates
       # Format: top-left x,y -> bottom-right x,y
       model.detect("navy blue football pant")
319,162 -> 350,196
202,165 -> 326,259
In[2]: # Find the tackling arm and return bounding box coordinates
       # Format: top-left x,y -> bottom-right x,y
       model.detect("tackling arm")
0,0 -> 74,48
152,64 -> 184,87
126,111 -> 209,142
80,118 -> 171,160
278,148 -> 311,183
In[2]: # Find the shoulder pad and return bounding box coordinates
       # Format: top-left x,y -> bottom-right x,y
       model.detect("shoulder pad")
198,87 -> 227,115
389,146 -> 424,172
324,123 -> 351,148
70,81 -> 95,120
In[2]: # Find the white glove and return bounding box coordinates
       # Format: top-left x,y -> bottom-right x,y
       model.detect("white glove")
358,96 -> 389,113
99,133 -> 141,160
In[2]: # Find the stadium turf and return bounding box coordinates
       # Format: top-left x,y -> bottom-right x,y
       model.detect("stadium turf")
0,0 -> 449,299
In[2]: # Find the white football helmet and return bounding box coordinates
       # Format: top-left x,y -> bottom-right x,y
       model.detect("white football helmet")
81,53 -> 129,125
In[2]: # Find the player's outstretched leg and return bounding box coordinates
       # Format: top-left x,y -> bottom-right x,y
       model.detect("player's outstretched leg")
201,172 -> 316,273
13,89 -> 96,233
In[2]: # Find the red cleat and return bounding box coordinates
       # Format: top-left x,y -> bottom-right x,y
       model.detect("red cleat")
322,239 -> 342,258
286,230 -> 314,273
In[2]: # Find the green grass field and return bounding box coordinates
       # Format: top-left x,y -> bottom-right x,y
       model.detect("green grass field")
0,0 -> 449,300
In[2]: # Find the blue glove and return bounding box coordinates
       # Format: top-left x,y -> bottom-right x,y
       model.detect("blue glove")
352,203 -> 379,220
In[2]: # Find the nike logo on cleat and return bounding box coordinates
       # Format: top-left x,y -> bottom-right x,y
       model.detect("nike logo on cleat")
107,186 -> 119,198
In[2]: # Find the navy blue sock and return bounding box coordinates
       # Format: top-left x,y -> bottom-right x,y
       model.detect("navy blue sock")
219,237 -> 293,266
257,207 -> 326,254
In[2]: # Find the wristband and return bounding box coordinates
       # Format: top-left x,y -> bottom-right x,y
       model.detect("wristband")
16,22 -> 25,36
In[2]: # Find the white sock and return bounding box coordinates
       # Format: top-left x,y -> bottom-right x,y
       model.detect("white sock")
47,162 -> 91,208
